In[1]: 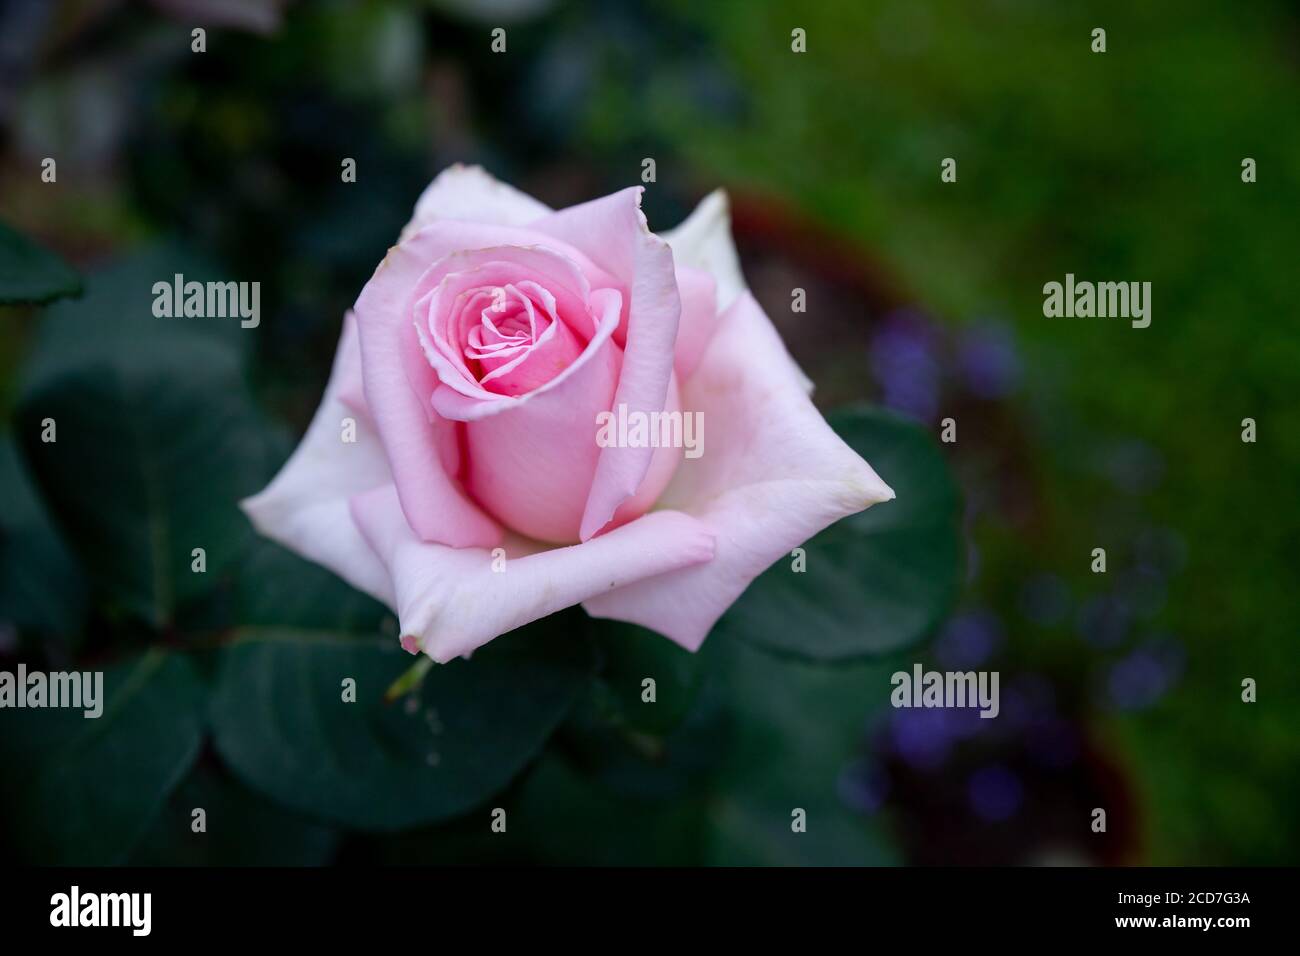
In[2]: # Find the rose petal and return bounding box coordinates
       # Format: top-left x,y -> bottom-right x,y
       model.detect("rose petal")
353,232 -> 511,548
333,310 -> 370,417
403,164 -> 552,239
350,484 -> 716,662
660,189 -> 746,313
600,373 -> 685,534
240,314 -> 396,607
663,189 -> 817,395
474,296 -> 582,396
410,246 -> 594,405
528,187 -> 683,541
672,264 -> 718,382
353,221 -> 612,546
429,286 -> 623,424
582,292 -> 894,650
456,288 -> 622,543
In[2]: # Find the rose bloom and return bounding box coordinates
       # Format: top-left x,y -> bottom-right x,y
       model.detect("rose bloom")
242,166 -> 893,661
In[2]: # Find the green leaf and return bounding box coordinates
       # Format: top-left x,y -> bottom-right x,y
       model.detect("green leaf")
211,627 -> 595,830
510,756 -> 709,865
0,221 -> 81,305
0,435 -> 86,639
700,635 -> 902,865
234,537 -> 390,633
559,677 -> 726,802
130,762 -> 339,866
211,547 -> 596,830
587,618 -> 705,736
343,799 -> 532,865
721,405 -> 962,661
14,248 -> 274,627
0,650 -> 206,865
541,620 -> 719,803
16,246 -> 248,382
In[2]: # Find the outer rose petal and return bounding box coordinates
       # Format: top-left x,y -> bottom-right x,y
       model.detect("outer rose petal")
350,484 -> 716,662
663,189 -> 816,394
403,164 -> 551,238
240,314 -> 395,606
333,310 -> 370,419
672,265 -> 718,382
582,292 -> 895,651
660,189 -> 746,313
529,187 -> 683,541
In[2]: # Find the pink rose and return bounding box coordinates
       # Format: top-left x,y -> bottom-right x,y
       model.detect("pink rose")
242,166 -> 893,661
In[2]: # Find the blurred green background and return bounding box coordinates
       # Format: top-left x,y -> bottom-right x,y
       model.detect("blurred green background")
1,0 -> 1297,866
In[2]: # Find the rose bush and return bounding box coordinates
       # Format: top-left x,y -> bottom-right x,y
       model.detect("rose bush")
242,166 -> 894,662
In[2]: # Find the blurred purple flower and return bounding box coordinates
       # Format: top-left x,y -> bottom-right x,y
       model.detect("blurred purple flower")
1000,673 -> 1058,731
1117,565 -> 1168,620
1075,594 -> 1132,648
968,765 -> 1023,822
888,707 -> 953,770
940,700 -> 990,741
935,609 -> 1004,669
957,321 -> 1021,398
870,309 -> 942,422
1105,637 -> 1185,711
